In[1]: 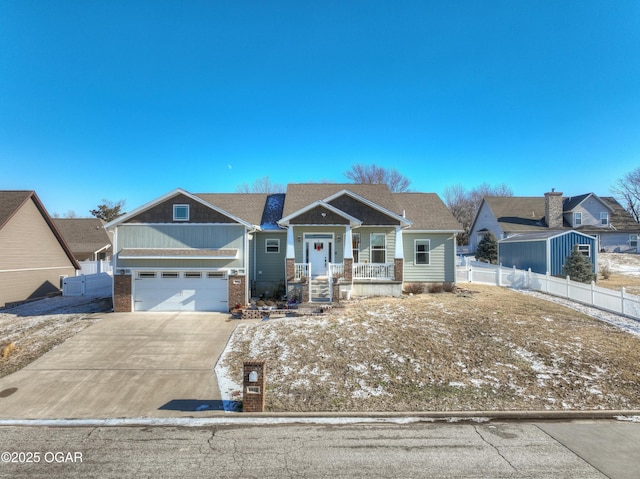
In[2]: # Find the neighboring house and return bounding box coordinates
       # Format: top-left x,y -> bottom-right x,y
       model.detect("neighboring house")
53,218 -> 113,261
470,190 -> 640,254
0,191 -> 80,308
498,230 -> 597,276
105,184 -> 462,312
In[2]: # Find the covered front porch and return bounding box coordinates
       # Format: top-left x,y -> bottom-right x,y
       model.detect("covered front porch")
285,225 -> 405,302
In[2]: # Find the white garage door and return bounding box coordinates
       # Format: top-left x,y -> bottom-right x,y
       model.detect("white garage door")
134,271 -> 228,312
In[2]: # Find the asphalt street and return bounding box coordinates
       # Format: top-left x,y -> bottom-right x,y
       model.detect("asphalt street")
1,420 -> 639,478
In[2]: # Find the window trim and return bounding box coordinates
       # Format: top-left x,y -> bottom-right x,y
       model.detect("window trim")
630,234 -> 638,248
173,204 -> 190,221
574,212 -> 582,226
414,239 -> 431,265
370,233 -> 386,264
265,238 -> 280,254
600,212 -> 609,225
577,244 -> 591,257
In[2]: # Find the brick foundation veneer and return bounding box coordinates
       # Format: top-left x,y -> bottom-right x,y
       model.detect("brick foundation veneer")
113,274 -> 132,312
228,275 -> 247,310
394,258 -> 404,282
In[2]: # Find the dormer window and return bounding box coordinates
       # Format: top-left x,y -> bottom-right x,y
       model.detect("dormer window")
600,212 -> 609,226
574,212 -> 582,226
173,204 -> 190,221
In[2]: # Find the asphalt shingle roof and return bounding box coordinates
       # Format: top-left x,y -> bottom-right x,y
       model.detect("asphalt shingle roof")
53,218 -> 112,255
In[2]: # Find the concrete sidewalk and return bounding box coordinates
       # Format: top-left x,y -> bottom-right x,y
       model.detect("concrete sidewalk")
0,312 -> 238,419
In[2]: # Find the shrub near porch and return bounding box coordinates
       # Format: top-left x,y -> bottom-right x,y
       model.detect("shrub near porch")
220,285 -> 640,412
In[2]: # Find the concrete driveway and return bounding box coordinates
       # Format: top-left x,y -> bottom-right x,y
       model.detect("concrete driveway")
0,312 -> 238,419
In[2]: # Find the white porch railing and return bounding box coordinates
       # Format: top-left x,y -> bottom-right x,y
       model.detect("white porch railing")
328,262 -> 344,278
294,263 -> 310,280
353,263 -> 394,280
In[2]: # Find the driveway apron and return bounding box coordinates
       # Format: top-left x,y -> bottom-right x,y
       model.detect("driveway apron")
0,312 -> 238,419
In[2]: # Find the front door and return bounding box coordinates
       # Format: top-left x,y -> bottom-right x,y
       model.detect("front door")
306,235 -> 332,277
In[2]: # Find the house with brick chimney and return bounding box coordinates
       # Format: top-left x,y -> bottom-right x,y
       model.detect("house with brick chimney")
469,190 -> 640,254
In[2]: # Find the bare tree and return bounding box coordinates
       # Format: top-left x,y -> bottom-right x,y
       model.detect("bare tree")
63,210 -> 78,218
235,176 -> 285,194
611,167 -> 640,222
444,182 -> 513,245
344,163 -> 411,192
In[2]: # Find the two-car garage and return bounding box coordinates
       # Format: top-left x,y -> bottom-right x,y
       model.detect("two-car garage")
133,270 -> 228,312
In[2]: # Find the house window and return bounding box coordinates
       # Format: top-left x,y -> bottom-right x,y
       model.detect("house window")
574,212 -> 582,226
352,233 -> 360,263
600,212 -> 609,226
577,244 -> 590,257
173,204 -> 190,221
265,238 -> 280,253
371,233 -> 386,263
415,239 -> 430,265
630,235 -> 638,248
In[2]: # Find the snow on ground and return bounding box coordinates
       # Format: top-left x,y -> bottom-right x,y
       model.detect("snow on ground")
514,289 -> 640,337
599,252 -> 640,276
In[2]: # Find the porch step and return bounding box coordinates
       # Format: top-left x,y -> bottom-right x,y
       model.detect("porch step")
310,278 -> 331,302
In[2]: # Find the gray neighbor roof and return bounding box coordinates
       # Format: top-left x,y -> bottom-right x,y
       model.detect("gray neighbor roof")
483,194 -> 639,233
53,218 -> 112,255
197,184 -> 461,232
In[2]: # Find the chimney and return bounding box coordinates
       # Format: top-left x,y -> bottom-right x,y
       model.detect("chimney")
544,189 -> 563,229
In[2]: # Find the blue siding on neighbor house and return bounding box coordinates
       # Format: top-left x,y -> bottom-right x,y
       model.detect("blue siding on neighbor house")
498,240 -> 547,274
549,231 -> 597,276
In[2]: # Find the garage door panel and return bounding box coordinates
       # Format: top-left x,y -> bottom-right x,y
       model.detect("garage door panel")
133,272 -> 228,312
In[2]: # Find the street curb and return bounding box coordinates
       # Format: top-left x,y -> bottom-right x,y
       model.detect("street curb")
1,410 -> 639,427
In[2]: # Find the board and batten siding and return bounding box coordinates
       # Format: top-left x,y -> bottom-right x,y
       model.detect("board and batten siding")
0,198 -> 76,306
549,231 -> 597,276
498,240 -> 547,274
402,233 -> 456,283
254,231 -> 286,295
115,224 -> 245,269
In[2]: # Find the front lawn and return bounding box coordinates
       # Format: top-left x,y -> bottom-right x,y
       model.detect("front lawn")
218,285 -> 640,412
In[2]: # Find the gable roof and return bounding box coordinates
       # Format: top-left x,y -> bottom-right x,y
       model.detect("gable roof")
53,218 -> 112,255
394,193 -> 463,231
105,188 -> 254,229
475,194 -> 639,234
563,193 -> 615,212
194,193 -> 285,229
282,183 -> 400,218
479,196 -> 553,232
0,190 -> 80,269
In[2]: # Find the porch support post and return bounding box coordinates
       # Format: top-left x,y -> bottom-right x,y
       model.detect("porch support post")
286,227 -> 295,259
344,226 -> 353,259
394,226 -> 403,259
394,226 -> 404,283
343,226 -> 353,283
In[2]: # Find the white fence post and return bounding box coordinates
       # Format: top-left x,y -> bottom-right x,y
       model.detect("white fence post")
566,276 -> 570,298
622,287 -> 626,316
591,281 -> 596,306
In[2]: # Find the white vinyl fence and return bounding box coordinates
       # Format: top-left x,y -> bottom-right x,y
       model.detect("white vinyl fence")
77,260 -> 113,275
457,260 -> 640,321
63,272 -> 112,297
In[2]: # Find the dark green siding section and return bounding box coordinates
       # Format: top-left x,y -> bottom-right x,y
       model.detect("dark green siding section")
254,232 -> 286,297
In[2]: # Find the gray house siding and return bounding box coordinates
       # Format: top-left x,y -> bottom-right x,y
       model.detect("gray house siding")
598,232 -> 638,253
115,224 -> 245,269
403,233 -> 456,282
253,231 -> 286,297
565,196 -> 611,228
469,202 -> 503,253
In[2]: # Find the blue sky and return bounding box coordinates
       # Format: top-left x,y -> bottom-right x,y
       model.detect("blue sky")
1,0 -> 639,217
